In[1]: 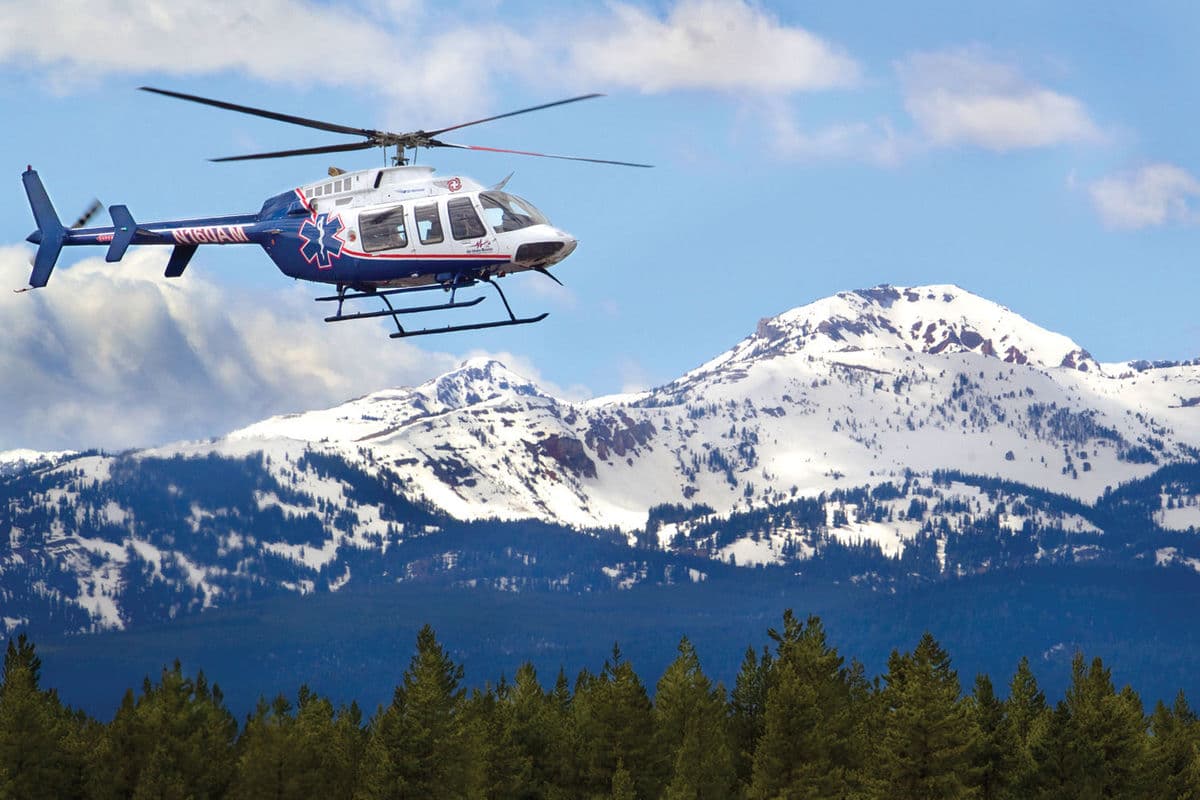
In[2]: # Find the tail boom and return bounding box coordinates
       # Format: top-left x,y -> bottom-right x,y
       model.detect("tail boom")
19,167 -> 260,287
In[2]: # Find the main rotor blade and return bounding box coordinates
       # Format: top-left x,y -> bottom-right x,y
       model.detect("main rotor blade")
211,141 -> 378,162
426,94 -> 605,137
141,86 -> 377,138
434,141 -> 653,168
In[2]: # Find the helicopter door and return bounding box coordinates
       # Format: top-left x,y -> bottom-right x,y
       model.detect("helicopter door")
358,205 -> 411,253
445,196 -> 490,255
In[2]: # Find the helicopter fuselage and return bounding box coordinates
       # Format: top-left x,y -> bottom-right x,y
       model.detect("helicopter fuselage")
45,165 -> 577,291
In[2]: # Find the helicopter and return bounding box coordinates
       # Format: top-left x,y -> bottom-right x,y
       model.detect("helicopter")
20,87 -> 651,338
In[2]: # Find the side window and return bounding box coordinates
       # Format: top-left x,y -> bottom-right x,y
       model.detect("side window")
447,197 -> 486,240
415,204 -> 444,245
359,206 -> 408,252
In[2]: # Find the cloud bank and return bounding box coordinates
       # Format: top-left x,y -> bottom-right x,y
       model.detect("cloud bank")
0,246 -> 464,451
0,0 -> 858,115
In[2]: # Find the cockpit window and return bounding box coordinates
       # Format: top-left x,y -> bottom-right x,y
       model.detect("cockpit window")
359,206 -> 408,252
447,197 -> 487,240
479,191 -> 549,233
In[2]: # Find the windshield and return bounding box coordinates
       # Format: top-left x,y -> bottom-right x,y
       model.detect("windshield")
479,191 -> 549,233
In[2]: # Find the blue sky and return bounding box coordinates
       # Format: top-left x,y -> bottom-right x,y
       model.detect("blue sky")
1,0 -> 1199,450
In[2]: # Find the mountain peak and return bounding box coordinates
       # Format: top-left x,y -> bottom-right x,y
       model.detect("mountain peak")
424,358 -> 544,410
744,283 -> 1098,372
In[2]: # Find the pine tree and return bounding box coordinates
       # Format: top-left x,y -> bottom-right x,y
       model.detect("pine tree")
748,612 -> 866,799
293,687 -> 365,800
573,644 -> 659,799
505,662 -> 575,799
90,661 -> 237,800
1029,701 -> 1074,800
729,645 -> 772,788
870,632 -> 977,799
459,684 -> 523,798
654,637 -> 734,799
230,694 -> 296,799
1058,652 -> 1148,799
1004,656 -> 1048,798
356,624 -> 469,799
0,635 -> 89,800
1147,692 -> 1200,799
968,673 -> 1013,799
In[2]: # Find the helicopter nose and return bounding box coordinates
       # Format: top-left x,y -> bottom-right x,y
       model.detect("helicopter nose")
559,232 -> 578,259
514,230 -> 577,266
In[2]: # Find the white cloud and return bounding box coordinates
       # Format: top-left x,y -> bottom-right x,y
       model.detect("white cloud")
1088,164 -> 1200,229
0,1 -> 387,82
0,0 -> 532,117
897,48 -> 1101,152
0,1 -> 858,108
568,0 -> 860,93
0,246 -> 470,450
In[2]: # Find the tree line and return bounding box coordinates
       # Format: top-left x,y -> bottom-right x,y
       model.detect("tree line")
2,612 -> 1198,799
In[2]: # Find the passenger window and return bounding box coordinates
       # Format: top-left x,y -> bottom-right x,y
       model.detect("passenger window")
415,204 -> 444,245
447,197 -> 486,240
359,206 -> 408,252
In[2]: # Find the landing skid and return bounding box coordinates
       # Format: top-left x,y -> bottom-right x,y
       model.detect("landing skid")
315,277 -> 547,339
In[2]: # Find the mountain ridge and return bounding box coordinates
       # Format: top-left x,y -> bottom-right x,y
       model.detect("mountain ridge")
213,282 -> 1200,528
3,283 -> 1200,635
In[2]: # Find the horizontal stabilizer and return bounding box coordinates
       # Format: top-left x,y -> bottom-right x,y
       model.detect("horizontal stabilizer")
22,168 -> 66,288
106,205 -> 136,263
164,245 -> 197,278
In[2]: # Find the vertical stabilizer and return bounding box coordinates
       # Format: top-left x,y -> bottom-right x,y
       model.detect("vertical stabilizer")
21,168 -> 66,288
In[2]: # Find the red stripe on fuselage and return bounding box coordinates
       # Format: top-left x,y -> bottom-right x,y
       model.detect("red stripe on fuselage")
339,247 -> 510,260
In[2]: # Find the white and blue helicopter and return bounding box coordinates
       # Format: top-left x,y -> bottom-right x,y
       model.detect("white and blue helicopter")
21,87 -> 650,338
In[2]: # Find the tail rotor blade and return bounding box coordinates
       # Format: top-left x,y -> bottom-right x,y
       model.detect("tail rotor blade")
70,199 -> 103,229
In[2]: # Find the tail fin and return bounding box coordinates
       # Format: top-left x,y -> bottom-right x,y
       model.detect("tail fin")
21,167 -> 66,288
106,205 -> 136,263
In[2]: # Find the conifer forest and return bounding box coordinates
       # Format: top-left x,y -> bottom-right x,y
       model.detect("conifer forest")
2,611 -> 1198,799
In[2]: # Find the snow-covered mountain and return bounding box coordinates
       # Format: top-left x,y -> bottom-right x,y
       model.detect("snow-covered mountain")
0,448 -> 75,478
222,283 -> 1200,526
5,284 -> 1200,632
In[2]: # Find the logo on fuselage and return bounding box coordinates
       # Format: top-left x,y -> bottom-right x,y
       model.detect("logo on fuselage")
171,225 -> 250,245
299,213 -> 346,270
464,237 -> 496,254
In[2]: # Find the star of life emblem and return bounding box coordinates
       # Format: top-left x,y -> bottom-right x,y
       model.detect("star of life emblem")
299,213 -> 346,270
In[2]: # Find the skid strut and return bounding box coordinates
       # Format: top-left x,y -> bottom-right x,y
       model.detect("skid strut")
314,277 -> 547,339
